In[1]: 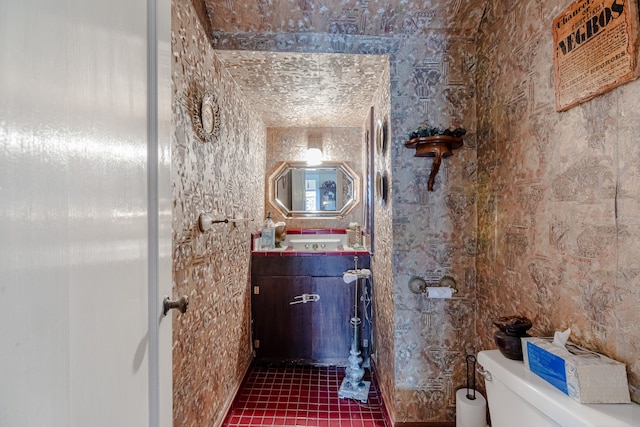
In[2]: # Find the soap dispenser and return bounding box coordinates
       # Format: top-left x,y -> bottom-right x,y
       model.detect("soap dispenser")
260,211 -> 276,249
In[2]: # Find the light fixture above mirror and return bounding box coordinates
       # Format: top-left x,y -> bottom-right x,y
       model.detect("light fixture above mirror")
305,132 -> 324,166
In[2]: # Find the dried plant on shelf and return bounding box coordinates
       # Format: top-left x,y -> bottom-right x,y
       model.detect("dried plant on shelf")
409,125 -> 467,140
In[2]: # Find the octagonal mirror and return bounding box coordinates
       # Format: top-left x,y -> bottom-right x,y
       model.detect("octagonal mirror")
269,161 -> 359,218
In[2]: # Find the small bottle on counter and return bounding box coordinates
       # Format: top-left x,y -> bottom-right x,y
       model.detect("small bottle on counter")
260,211 -> 275,249
347,222 -> 362,248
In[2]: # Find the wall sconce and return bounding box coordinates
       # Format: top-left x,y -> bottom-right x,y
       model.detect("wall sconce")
305,132 -> 323,166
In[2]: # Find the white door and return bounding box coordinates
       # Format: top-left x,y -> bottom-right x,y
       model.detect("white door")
0,0 -> 172,425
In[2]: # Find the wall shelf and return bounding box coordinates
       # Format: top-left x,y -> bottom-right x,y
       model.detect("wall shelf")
404,135 -> 463,191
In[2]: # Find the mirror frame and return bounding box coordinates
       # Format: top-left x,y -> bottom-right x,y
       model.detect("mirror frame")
269,161 -> 360,218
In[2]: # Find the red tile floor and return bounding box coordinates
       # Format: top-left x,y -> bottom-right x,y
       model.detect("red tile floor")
223,364 -> 389,427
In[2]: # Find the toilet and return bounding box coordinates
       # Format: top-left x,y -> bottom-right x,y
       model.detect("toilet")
477,350 -> 640,427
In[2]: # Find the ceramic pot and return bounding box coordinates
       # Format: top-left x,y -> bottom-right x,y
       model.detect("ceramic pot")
493,316 -> 532,360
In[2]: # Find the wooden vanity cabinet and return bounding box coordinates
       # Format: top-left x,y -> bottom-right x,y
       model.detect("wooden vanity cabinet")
250,255 -> 370,365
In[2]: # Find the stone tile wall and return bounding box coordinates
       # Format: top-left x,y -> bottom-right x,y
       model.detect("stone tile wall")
208,16 -> 478,427
390,35 -> 478,423
172,1 -> 640,424
212,33 -> 476,425
369,64 -> 396,422
171,2 -> 266,426
476,0 -> 640,405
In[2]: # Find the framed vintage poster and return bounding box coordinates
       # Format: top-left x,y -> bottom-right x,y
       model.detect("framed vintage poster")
553,0 -> 640,111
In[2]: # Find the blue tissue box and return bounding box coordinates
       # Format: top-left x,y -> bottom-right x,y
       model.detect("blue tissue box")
521,337 -> 630,404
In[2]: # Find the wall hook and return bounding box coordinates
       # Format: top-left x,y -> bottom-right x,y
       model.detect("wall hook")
198,213 -> 253,232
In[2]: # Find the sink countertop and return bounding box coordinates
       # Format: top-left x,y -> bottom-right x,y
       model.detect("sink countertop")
252,228 -> 368,256
252,245 -> 370,256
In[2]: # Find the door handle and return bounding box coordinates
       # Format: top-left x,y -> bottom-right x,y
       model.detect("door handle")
163,295 -> 189,315
290,293 -> 320,305
477,366 -> 492,382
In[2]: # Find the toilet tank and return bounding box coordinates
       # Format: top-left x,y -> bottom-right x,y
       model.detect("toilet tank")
477,350 -> 640,427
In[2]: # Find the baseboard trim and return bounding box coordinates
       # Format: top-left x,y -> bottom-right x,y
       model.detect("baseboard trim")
369,358 -> 393,427
394,423 -> 455,427
366,360 -> 457,427
218,355 -> 252,427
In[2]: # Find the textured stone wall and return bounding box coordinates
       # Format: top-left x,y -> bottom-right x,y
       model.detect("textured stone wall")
476,0 -> 640,404
208,14 -> 478,427
390,35 -> 478,423
211,35 -> 476,425
172,1 -> 640,424
369,64 -> 396,423
171,2 -> 266,426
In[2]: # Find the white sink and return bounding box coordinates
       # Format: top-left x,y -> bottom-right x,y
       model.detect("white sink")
289,238 -> 341,251
254,245 -> 289,251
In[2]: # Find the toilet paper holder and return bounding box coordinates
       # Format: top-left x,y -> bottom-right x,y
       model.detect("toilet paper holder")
408,275 -> 457,297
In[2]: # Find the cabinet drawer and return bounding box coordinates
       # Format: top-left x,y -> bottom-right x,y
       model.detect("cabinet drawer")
251,254 -> 369,277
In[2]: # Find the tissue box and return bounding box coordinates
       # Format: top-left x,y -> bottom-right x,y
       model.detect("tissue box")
521,337 -> 630,404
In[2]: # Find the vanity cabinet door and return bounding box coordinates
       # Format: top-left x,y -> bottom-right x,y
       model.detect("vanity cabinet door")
309,276 -> 354,361
251,275 -> 354,364
252,276 -> 312,361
